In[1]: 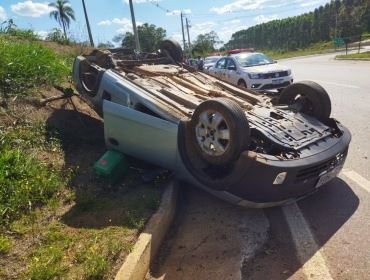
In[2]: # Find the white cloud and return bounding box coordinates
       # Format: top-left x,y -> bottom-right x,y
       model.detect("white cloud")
209,0 -> 321,14
217,24 -> 248,43
0,6 -> 7,21
301,1 -> 320,7
98,17 -> 144,34
97,20 -> 112,26
36,30 -> 48,39
169,33 -> 183,43
254,14 -> 278,24
11,1 -> 53,17
210,0 -> 267,14
230,19 -> 241,24
191,21 -> 217,35
166,9 -> 191,16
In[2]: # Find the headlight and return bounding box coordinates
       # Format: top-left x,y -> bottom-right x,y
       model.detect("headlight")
248,73 -> 260,79
287,70 -> 292,76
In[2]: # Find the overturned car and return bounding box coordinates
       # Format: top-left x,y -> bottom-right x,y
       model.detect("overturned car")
73,40 -> 351,207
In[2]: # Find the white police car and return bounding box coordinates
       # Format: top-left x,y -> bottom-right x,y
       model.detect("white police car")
210,51 -> 293,92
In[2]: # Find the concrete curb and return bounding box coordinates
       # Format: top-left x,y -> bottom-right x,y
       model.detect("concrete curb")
115,180 -> 179,280
334,57 -> 370,61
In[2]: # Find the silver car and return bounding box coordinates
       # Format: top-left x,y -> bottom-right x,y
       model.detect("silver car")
72,40 -> 351,208
209,52 -> 293,92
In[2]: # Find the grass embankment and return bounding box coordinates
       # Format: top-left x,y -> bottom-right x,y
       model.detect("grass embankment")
263,41 -> 335,59
336,51 -> 370,59
0,36 -> 71,97
0,34 -> 164,279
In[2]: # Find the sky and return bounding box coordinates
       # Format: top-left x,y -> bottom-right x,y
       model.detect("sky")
0,0 -> 331,45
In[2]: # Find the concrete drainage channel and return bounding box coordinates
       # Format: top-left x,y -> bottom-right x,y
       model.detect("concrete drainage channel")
115,180 -> 270,280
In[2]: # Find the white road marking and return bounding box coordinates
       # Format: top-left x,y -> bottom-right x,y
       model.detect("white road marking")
313,80 -> 360,89
342,170 -> 370,193
282,203 -> 333,280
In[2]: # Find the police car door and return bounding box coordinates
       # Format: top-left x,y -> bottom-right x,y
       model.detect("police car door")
213,58 -> 227,80
225,58 -> 238,85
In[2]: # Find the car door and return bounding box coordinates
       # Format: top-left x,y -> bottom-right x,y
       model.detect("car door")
212,58 -> 227,80
225,58 -> 238,85
103,100 -> 179,170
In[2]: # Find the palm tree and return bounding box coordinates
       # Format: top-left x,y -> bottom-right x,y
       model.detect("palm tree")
49,0 -> 75,40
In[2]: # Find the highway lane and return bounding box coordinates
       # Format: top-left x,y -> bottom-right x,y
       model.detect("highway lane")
150,54 -> 370,280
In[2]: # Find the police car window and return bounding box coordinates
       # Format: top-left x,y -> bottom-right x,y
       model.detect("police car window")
226,59 -> 236,68
216,58 -> 226,69
233,53 -> 274,67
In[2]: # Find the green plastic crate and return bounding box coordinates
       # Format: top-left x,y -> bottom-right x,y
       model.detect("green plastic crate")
94,150 -> 129,185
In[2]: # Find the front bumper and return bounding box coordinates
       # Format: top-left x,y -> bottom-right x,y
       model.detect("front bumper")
177,124 -> 351,208
250,76 -> 294,91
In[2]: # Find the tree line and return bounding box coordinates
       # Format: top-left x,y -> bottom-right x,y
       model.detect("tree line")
225,0 -> 370,50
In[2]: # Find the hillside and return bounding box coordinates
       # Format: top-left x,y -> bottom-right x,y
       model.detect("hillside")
225,0 -> 370,51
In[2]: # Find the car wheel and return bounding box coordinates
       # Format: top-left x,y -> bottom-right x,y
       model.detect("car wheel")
278,81 -> 331,121
188,98 -> 250,166
159,39 -> 183,62
238,80 -> 248,89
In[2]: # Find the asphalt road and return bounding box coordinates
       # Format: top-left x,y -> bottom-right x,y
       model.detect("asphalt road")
150,53 -> 370,280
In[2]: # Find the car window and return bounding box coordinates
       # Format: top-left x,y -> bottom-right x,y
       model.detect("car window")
205,57 -> 220,64
233,53 -> 274,67
215,58 -> 226,69
226,58 -> 236,69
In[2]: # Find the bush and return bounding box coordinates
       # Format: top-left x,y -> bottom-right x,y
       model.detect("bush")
46,28 -> 69,45
0,36 -> 70,97
8,29 -> 39,41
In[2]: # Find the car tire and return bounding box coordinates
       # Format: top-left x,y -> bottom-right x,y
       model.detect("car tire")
159,39 -> 183,62
278,81 -> 331,121
238,80 -> 248,89
188,98 -> 250,166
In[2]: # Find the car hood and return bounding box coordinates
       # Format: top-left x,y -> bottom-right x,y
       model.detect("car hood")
241,63 -> 290,73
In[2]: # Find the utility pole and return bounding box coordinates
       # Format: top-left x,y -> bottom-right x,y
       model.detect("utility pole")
185,17 -> 191,56
82,0 -> 94,47
335,13 -> 338,39
129,0 -> 140,51
180,12 -> 186,51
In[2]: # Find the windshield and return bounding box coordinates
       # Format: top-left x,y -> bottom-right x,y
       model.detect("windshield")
205,57 -> 220,64
233,53 -> 274,67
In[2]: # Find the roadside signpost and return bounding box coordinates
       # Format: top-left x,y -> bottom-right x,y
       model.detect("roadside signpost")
334,38 -> 345,46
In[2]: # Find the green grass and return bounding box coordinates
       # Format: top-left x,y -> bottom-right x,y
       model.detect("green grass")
336,51 -> 370,59
0,124 -> 66,227
26,246 -> 67,280
0,147 -> 65,226
0,35 -> 70,97
0,234 -> 12,254
263,41 -> 335,60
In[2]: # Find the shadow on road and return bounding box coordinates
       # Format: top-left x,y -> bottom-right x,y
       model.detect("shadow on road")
242,177 -> 359,279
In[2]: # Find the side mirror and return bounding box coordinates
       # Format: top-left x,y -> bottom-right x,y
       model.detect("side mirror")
273,60 -> 278,64
227,65 -> 237,70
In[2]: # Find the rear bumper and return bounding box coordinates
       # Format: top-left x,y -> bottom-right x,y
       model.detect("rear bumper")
177,124 -> 351,207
